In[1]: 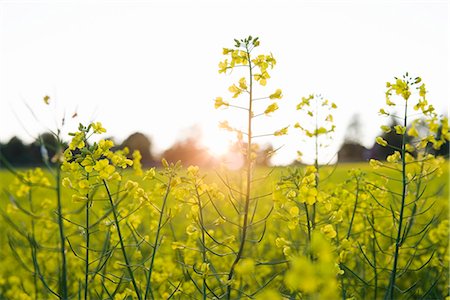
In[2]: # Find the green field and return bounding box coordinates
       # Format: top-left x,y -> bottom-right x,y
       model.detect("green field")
0,160 -> 448,299
0,37 -> 449,300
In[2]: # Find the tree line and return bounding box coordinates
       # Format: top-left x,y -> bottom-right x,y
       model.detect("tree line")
1,115 -> 447,168
0,131 -> 273,168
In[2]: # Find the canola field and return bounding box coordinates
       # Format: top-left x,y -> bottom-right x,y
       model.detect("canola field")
0,161 -> 447,299
0,36 -> 449,299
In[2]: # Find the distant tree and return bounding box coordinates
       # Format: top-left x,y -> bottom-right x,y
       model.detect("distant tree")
338,143 -> 368,162
121,132 -> 155,167
162,137 -> 216,168
28,132 -> 61,164
1,136 -> 31,166
344,113 -> 363,144
338,114 -> 368,162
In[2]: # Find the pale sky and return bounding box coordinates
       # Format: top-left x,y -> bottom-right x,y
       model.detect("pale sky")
0,0 -> 448,165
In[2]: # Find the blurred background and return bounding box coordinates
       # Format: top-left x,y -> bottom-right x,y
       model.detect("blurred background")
0,0 -> 448,167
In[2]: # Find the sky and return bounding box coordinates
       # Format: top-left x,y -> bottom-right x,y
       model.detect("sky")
0,0 -> 448,165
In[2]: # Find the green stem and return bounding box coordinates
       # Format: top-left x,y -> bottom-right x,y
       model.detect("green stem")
84,179 -> 90,300
371,211 -> 378,300
144,176 -> 172,300
29,188 -> 38,300
103,180 -> 141,300
347,176 -> 360,239
304,202 -> 312,245
196,186 -> 207,300
226,46 -> 253,300
312,106 -> 319,229
384,101 -> 408,300
303,202 -> 313,261
56,166 -> 68,299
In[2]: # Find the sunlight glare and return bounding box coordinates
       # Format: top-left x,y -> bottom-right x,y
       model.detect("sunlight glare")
203,131 -> 231,157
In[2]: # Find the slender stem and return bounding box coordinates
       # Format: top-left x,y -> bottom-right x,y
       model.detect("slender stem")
28,188 -> 38,300
312,98 -> 319,229
371,211 -> 378,300
384,101 -> 408,300
56,165 -> 68,299
196,186 -> 207,300
347,176 -> 360,239
403,162 -> 424,239
144,176 -> 172,300
304,202 -> 312,245
226,46 -> 253,300
336,227 -> 346,300
103,180 -> 141,300
84,175 -> 90,300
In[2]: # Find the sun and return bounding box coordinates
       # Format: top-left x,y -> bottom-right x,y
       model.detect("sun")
204,137 -> 230,157
202,130 -> 232,157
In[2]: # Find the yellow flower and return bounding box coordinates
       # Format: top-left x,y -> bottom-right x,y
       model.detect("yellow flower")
111,153 -> 133,169
219,120 -> 233,131
144,168 -> 156,180
405,143 -> 415,153
91,122 -> 106,134
62,177 -> 72,188
379,108 -> 389,115
369,159 -> 381,169
78,179 -> 90,190
218,59 -> 228,73
186,224 -> 198,236
419,83 -> 426,98
238,77 -> 247,90
304,166 -> 317,176
222,48 -> 232,55
134,187 -> 148,202
254,71 -> 270,86
269,89 -> 283,100
392,78 -> 411,100
284,256 -> 319,293
302,173 -> 316,186
289,206 -> 300,217
214,97 -> 229,109
125,180 -> 138,191
235,258 -> 255,277
394,125 -> 406,134
81,156 -> 95,173
386,98 -> 395,106
299,186 -> 317,205
187,165 -> 199,177
69,132 -> 86,150
275,237 -> 291,248
407,125 -> 419,137
94,159 -> 115,180
376,137 -> 388,147
405,153 -> 415,163
314,127 -> 328,135
274,126 -> 288,136
387,151 -> 401,163
132,150 -> 143,176
321,224 -> 337,239
228,84 -> 241,98
264,103 -> 279,115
